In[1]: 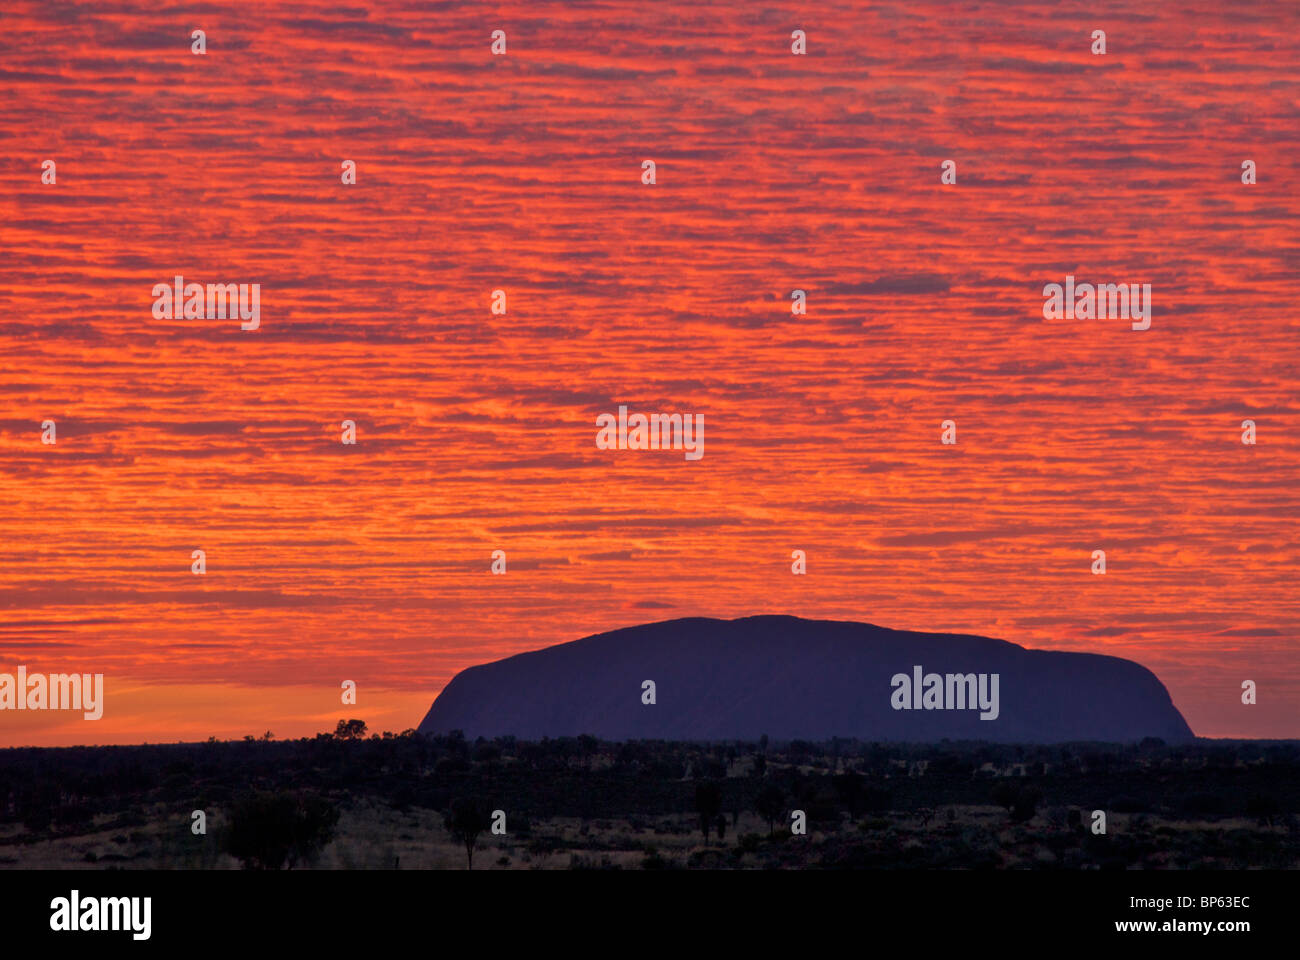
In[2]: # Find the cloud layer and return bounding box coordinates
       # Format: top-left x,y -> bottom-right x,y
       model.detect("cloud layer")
0,0 -> 1296,744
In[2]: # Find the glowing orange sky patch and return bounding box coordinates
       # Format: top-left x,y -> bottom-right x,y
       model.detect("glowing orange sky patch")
0,0 -> 1296,746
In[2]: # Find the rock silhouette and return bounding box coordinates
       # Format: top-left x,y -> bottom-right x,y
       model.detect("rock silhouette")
418,615 -> 1194,743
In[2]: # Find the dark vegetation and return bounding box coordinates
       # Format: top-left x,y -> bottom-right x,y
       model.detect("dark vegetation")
2,725 -> 1298,869
224,789 -> 340,869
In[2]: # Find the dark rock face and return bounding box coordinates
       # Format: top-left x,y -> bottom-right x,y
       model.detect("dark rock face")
417,615 -> 1194,743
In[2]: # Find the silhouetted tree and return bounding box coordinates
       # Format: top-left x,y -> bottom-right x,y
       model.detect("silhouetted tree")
756,784 -> 785,836
990,782 -> 1041,823
695,781 -> 722,841
224,790 -> 339,869
576,735 -> 599,770
1247,793 -> 1280,826
333,719 -> 368,740
991,782 -> 1019,813
474,742 -> 501,765
833,772 -> 865,821
21,803 -> 52,833
1011,787 -> 1042,823
444,797 -> 491,869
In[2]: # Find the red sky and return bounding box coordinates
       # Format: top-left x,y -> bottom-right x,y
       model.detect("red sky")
1,1 -> 1296,746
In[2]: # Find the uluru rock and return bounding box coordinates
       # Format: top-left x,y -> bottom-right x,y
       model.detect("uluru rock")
417,615 -> 1194,743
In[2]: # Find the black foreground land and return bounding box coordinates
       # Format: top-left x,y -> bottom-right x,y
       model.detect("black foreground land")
2,727 -> 1297,869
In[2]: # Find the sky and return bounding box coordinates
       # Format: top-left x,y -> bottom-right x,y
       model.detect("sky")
0,1 -> 1296,746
